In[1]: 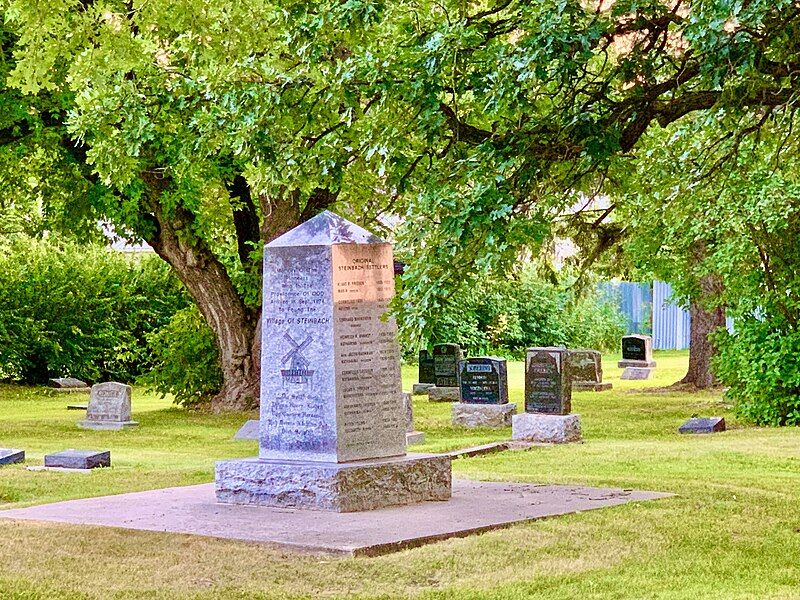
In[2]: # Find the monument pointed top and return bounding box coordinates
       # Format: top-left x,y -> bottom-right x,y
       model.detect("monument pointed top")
266,211 -> 385,248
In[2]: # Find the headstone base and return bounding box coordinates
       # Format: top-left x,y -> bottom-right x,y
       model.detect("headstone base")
452,403 -> 516,428
44,450 -> 111,469
50,387 -> 91,394
679,417 -> 726,434
0,449 -> 25,465
617,359 -> 657,368
412,383 -> 435,395
512,413 -> 582,444
428,386 -> 460,402
406,431 -> 426,445
233,419 -> 259,440
573,381 -> 613,392
215,454 -> 451,513
620,367 -> 654,380
77,420 -> 138,431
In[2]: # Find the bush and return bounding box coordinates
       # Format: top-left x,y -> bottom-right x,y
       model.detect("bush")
0,236 -> 188,383
419,266 -> 626,357
141,305 -> 222,407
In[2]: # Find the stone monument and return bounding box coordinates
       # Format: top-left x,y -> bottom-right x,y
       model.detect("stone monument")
412,349 -> 436,394
404,392 -> 425,445
215,211 -> 451,512
453,357 -> 516,428
570,349 -> 612,391
428,343 -> 463,402
44,449 -> 111,469
0,449 -> 25,465
512,347 -> 581,443
48,377 -> 90,393
618,334 -> 657,380
679,416 -> 726,434
78,382 -> 138,430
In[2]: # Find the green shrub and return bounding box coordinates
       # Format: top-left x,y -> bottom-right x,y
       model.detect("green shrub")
141,305 -> 222,407
0,236 -> 188,383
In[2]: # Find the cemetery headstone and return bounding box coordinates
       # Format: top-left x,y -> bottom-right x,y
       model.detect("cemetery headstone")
404,392 -> 425,445
48,377 -> 90,393
234,419 -> 260,440
618,334 -> 657,380
0,448 -> 25,465
427,344 -> 463,401
78,382 -> 138,430
413,349 -> 436,394
44,449 -> 111,469
512,347 -> 581,443
679,417 -> 726,434
215,211 -> 451,512
453,357 -> 515,428
570,349 -> 612,391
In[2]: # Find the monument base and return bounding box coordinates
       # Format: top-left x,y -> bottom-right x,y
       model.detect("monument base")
452,403 -> 516,428
620,367 -> 654,380
412,383 -> 435,394
617,359 -> 657,368
573,381 -> 613,392
512,413 -> 582,444
77,420 -> 139,431
428,386 -> 460,402
406,431 -> 426,445
215,453 -> 452,513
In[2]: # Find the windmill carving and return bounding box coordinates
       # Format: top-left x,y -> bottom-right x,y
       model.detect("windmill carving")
280,333 -> 315,389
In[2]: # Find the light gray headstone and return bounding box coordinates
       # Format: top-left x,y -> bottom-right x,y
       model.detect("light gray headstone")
86,382 -> 132,423
259,211 -> 406,463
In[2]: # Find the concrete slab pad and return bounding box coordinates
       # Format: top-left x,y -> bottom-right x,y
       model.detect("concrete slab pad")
0,480 -> 671,556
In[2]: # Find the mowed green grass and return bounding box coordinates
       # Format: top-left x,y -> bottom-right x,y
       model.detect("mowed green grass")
0,350 -> 798,599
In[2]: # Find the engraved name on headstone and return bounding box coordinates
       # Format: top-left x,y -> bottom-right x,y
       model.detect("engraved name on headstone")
259,211 -> 405,463
418,350 -> 435,385
458,357 -> 508,404
433,344 -> 462,388
524,347 -> 571,415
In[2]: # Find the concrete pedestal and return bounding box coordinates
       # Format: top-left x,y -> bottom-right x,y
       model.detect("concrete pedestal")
406,431 -> 426,445
78,420 -> 138,431
428,386 -> 460,402
215,454 -> 452,512
512,413 -> 582,444
617,359 -> 657,368
412,383 -> 435,394
452,403 -> 516,428
573,381 -> 613,392
620,367 -> 654,380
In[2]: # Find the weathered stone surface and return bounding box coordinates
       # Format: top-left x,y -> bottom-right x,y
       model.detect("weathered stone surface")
234,420 -> 260,440
679,417 -> 726,434
48,377 -> 88,389
458,357 -> 508,404
452,403 -> 516,428
620,367 -> 654,380
44,449 -> 110,469
0,449 -> 24,465
570,349 -> 612,392
258,211 -> 405,463
79,382 -> 137,430
428,386 -> 460,402
418,350 -> 435,385
525,347 -> 571,415
412,383 -> 435,394
433,344 -> 463,388
512,413 -> 582,444
406,431 -> 425,445
216,454 -> 452,512
618,335 -> 656,368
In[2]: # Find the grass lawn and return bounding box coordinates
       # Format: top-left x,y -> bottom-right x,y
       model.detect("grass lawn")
0,350 -> 798,599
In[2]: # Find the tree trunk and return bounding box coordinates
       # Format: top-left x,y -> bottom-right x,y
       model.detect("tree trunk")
676,274 -> 727,388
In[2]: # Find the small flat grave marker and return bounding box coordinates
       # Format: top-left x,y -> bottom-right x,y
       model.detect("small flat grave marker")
44,449 -> 111,470
679,417 -> 726,434
0,449 -> 25,465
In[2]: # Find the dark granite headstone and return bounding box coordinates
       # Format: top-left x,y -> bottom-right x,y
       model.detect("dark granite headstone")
44,449 -> 111,469
418,350 -> 435,385
622,336 -> 646,361
570,350 -> 612,391
0,449 -> 25,465
679,417 -> 726,434
433,344 -> 462,388
458,357 -> 508,404
524,347 -> 571,415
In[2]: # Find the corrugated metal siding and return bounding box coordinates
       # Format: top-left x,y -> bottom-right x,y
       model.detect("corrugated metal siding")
598,281 -> 653,334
